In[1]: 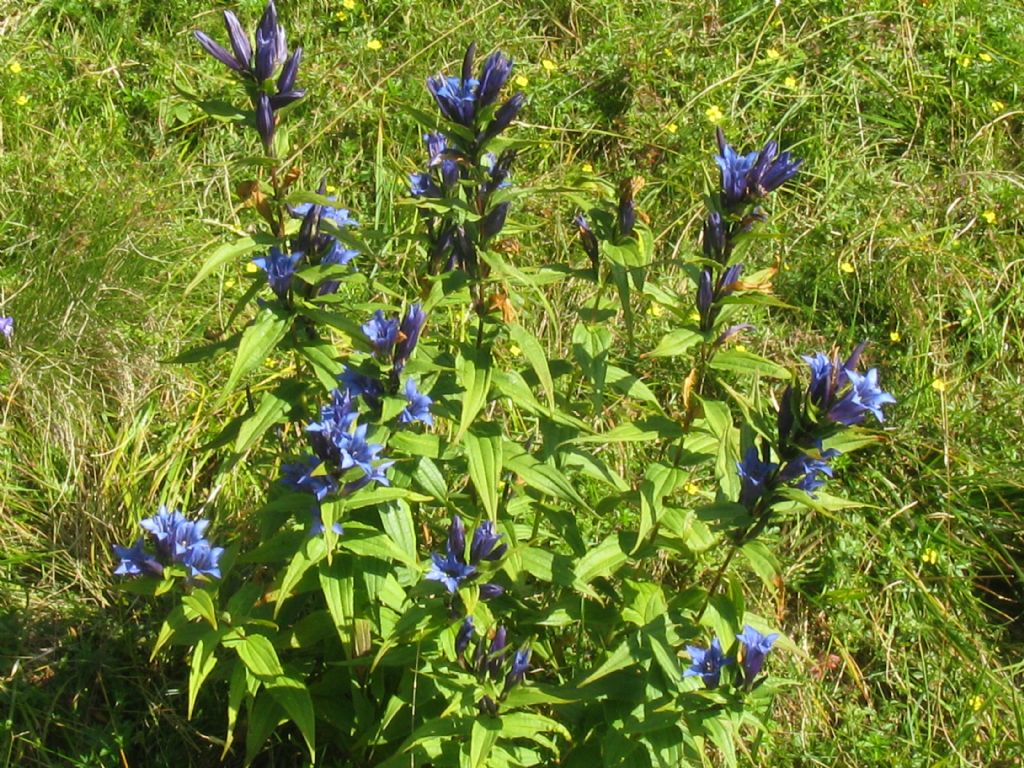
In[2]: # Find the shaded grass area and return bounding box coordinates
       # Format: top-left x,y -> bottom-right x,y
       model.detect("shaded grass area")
0,0 -> 1022,764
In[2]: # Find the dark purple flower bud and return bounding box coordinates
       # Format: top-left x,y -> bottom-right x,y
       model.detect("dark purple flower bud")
777,384 -> 796,445
714,323 -> 754,347
716,263 -> 744,298
479,92 -> 525,144
461,43 -> 477,89
480,202 -> 509,240
696,268 -> 713,323
477,50 -> 513,110
574,213 -> 600,272
440,158 -> 460,190
269,90 -> 305,110
504,647 -> 531,691
470,520 -> 507,564
446,515 -> 467,562
778,444 -> 839,496
479,582 -> 505,600
736,445 -> 778,510
194,30 -> 247,72
256,92 -> 275,152
456,617 -> 475,656
618,197 -> 636,238
703,211 -> 727,263
254,2 -> 284,82
393,303 -> 427,373
223,11 -> 252,74
487,626 -> 508,680
277,47 -> 301,93
409,171 -> 442,199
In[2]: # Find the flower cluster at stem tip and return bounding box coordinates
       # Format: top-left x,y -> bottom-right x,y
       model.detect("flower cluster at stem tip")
113,505 -> 224,582
454,617 -> 532,715
424,514 -> 507,598
685,625 -> 780,691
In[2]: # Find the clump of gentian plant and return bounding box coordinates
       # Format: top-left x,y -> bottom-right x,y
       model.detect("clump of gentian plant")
114,4 -> 899,764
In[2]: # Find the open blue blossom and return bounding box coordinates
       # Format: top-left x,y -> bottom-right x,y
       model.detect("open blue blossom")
339,365 -> 384,404
0,316 -> 12,342
252,246 -> 301,299
427,44 -> 523,140
112,538 -> 163,577
179,539 -> 225,580
736,625 -> 780,688
398,377 -> 433,426
779,446 -> 840,496
362,310 -> 400,358
292,200 -> 358,231
736,446 -> 779,510
409,171 -> 442,199
281,455 -> 338,501
424,515 -> 505,596
801,344 -> 895,426
427,74 -> 479,126
426,551 -> 477,593
684,637 -> 732,688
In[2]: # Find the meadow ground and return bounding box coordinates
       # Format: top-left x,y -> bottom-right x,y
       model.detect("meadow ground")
0,0 -> 1022,765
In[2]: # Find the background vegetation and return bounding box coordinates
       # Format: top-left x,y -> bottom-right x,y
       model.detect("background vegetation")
1,0 -> 1021,765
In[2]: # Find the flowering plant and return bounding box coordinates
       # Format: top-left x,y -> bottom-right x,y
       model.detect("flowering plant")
114,3 -> 896,765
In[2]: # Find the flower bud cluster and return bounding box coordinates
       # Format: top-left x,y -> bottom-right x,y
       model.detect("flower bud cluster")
194,1 -> 305,153
112,505 -> 224,582
454,616 -> 532,714
410,45 -> 523,278
424,515 -> 507,598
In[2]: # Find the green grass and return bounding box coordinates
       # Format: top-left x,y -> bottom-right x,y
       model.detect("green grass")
1,0 -> 1023,765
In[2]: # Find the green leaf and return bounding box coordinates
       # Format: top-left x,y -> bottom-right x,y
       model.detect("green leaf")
456,346 -> 493,441
465,427 -> 503,523
223,659 -> 249,759
275,535 -> 327,619
709,349 -> 791,379
572,416 -> 684,444
152,605 -> 188,661
606,365 -> 664,411
268,676 -> 316,763
499,711 -> 571,750
647,327 -> 703,358
740,540 -> 780,592
221,307 -> 291,401
237,634 -> 284,680
379,500 -> 418,566
412,456 -> 448,502
234,383 -> 297,455
244,691 -> 285,767
470,718 -> 501,768
295,338 -> 344,392
579,639 -> 636,686
188,629 -> 222,718
575,534 -> 628,587
182,588 -> 218,629
319,559 -> 355,649
635,463 -> 686,553
503,441 -> 590,510
187,235 -> 268,293
508,324 -> 555,408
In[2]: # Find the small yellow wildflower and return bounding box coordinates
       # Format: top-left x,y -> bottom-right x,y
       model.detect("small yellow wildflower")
820,15 -> 833,24
784,76 -> 798,89
663,48 -> 673,58
326,184 -> 338,194
224,279 -> 236,290
970,695 -> 985,712
514,74 -> 529,88
648,303 -> 664,318
979,52 -> 992,63
840,261 -> 855,274
684,482 -> 700,495
735,344 -> 747,353
964,306 -> 973,318
508,344 -> 522,357
342,0 -> 356,8
766,48 -> 781,61
8,61 -> 22,74
581,162 -> 593,173
245,261 -> 260,273
921,547 -> 939,565
981,210 -> 996,224
889,331 -> 901,343
991,100 -> 1005,113
689,310 -> 701,323
959,55 -> 972,68
705,104 -> 724,124
932,378 -> 946,393
541,59 -> 557,73
367,39 -> 382,51
334,10 -> 346,20
15,93 -> 28,106
666,122 -> 678,134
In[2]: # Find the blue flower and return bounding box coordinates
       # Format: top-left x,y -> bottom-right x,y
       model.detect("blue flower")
574,213 -> 599,270
179,539 -> 225,580
338,365 -> 383,405
736,446 -> 779,510
504,646 -> 531,691
281,455 -> 338,500
427,75 -> 479,126
140,505 -> 202,560
306,389 -> 359,464
828,368 -> 897,426
736,625 -> 780,688
112,538 -> 163,577
456,616 -> 475,656
252,246 -> 301,299
426,551 -> 478,593
0,316 -> 12,342
292,199 -> 359,231
477,51 -> 513,110
779,446 -> 840,496
398,377 -> 433,426
470,520 -> 506,564
702,211 -> 727,263
715,128 -> 802,210
409,171 -> 442,199
362,310 -> 400,358
684,637 -> 732,688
